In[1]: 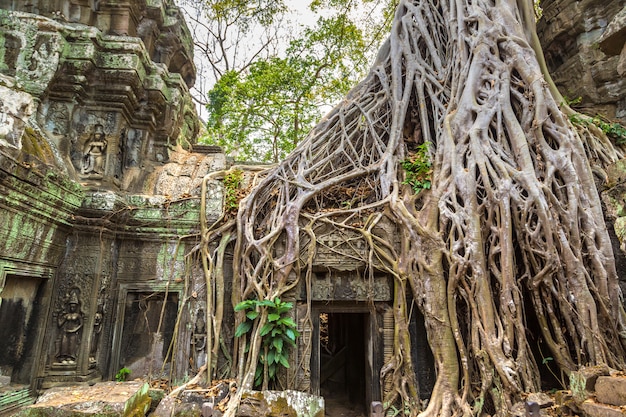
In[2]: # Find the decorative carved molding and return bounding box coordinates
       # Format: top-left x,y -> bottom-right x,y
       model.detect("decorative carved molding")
0,260 -> 54,291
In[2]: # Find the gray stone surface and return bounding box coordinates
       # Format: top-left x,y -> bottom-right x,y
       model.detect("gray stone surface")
569,365 -> 611,401
151,382 -> 231,417
596,376 -> 626,407
538,0 -> 626,121
16,381 -> 151,416
581,400 -> 626,417
238,390 -> 324,417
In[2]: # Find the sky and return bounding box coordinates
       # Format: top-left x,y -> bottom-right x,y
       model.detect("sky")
178,1 -> 329,122
177,0 -> 386,123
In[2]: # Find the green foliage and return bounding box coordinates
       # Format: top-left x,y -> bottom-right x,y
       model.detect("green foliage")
563,95 -> 582,106
534,0 -> 543,19
401,142 -> 432,194
223,169 -> 244,214
569,371 -> 588,402
569,114 -> 626,144
115,367 -> 131,382
234,298 -> 299,388
199,2 -> 391,163
593,118 -> 626,144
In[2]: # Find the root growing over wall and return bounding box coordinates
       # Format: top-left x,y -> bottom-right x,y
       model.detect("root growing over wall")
196,1 -> 626,416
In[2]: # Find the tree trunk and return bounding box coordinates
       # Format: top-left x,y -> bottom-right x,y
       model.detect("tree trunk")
210,0 -> 626,415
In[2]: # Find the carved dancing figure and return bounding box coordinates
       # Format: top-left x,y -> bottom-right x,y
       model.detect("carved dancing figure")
124,129 -> 142,169
56,291 -> 83,364
89,308 -> 103,363
191,309 -> 207,371
81,124 -> 107,175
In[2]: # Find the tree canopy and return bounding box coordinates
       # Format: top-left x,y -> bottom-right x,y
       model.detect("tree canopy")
183,0 -> 394,162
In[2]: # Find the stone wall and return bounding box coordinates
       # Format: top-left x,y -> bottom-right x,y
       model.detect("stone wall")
0,4 -> 199,191
538,0 -> 626,121
0,143 -> 83,386
0,0 -> 195,87
0,0 -> 227,394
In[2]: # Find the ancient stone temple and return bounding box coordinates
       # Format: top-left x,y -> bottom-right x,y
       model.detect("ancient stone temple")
0,1 -> 226,411
538,0 -> 626,121
0,2 -> 438,413
1,0 -> 626,416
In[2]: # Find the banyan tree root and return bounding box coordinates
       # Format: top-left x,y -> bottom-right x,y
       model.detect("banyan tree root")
204,1 -> 626,417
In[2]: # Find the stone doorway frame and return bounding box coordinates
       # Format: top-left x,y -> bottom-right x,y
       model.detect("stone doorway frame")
310,301 -> 384,414
0,260 -> 55,389
110,282 -> 183,380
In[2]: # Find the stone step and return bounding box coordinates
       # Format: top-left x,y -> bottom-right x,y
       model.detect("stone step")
15,381 -> 151,417
596,376 -> 626,407
582,400 -> 626,417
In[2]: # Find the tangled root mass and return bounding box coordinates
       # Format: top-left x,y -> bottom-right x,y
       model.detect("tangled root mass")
203,1 -> 626,416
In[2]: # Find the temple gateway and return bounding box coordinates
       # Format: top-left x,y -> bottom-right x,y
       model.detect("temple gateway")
0,0 -> 626,416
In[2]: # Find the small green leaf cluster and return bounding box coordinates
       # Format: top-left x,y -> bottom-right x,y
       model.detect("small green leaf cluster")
593,118 -> 626,144
569,114 -> 626,144
401,142 -> 432,194
562,95 -> 582,106
223,169 -> 243,213
234,298 -> 299,387
115,367 -> 131,382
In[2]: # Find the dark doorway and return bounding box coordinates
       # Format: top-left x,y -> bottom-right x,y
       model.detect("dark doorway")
320,313 -> 366,406
117,291 -> 179,378
312,306 -> 376,417
0,275 -> 45,385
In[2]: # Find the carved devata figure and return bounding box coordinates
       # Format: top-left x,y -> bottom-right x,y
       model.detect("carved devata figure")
54,290 -> 83,365
89,306 -> 103,366
81,124 -> 107,176
190,309 -> 207,372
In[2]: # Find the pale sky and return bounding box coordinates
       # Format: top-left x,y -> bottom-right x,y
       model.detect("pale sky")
179,1 -> 330,121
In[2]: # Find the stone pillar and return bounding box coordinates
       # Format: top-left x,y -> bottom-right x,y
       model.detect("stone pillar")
110,9 -> 130,35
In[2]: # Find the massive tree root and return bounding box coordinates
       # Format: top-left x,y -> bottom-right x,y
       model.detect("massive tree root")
200,0 -> 626,416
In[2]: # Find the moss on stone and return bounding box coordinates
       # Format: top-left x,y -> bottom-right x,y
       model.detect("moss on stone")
21,127 -> 56,164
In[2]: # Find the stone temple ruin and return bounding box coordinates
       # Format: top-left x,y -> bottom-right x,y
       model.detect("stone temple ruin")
0,0 -> 223,410
0,0 -> 626,416
0,2 -> 439,414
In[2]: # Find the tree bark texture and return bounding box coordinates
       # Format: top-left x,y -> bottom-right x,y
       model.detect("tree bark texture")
208,0 -> 626,416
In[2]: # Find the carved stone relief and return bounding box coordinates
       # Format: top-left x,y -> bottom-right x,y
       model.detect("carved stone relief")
53,288 -> 83,367
88,306 -> 103,366
0,33 -> 20,76
79,124 -> 107,178
123,128 -> 142,170
45,101 -> 70,136
190,309 -> 207,372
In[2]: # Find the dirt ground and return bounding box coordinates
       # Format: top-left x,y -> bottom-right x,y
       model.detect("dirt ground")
324,394 -> 367,417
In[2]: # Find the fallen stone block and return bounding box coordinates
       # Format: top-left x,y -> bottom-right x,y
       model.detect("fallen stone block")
510,392 -> 554,417
553,390 -> 582,415
570,365 -> 611,402
596,376 -> 626,406
16,381 -> 151,417
150,381 -> 231,417
581,400 -> 626,417
237,390 -> 324,417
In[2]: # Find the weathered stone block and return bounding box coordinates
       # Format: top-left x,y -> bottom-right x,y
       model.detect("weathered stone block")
582,400 -> 626,417
16,381 -> 151,417
570,365 -> 611,401
596,376 -> 626,406
151,382 -> 231,417
510,393 -> 554,417
237,390 -> 324,417
554,390 -> 583,415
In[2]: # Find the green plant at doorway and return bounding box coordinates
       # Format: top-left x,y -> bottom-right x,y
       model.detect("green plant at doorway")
235,298 -> 299,388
